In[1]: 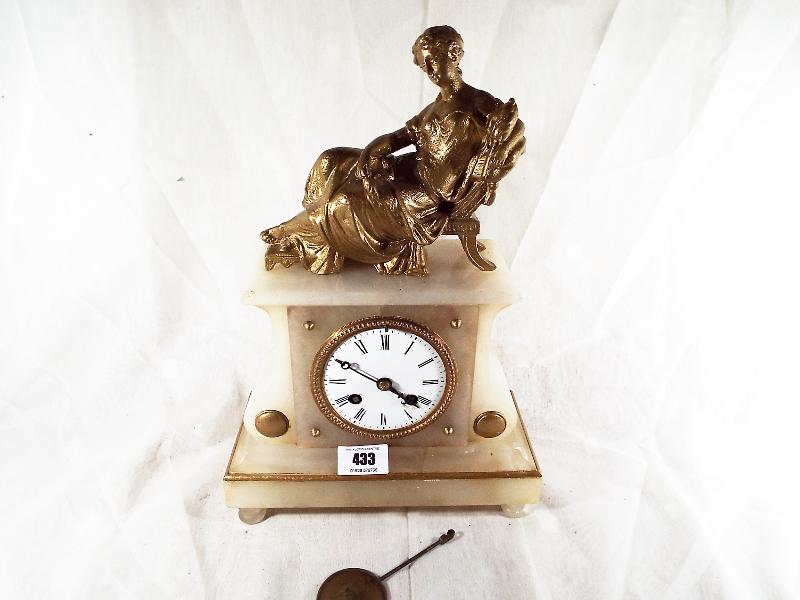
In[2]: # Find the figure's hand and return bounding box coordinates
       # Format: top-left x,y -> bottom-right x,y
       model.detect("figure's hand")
355,149 -> 379,179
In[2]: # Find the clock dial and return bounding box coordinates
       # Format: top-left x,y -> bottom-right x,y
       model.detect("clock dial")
311,316 -> 457,439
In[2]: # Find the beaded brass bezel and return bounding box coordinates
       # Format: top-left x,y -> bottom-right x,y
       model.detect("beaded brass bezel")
310,316 -> 457,439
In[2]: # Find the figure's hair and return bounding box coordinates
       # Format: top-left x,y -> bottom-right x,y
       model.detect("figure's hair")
413,25 -> 464,62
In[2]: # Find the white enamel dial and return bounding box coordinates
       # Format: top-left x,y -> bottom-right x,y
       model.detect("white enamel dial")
311,317 -> 457,438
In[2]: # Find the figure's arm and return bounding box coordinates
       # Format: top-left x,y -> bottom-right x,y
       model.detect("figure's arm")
355,127 -> 412,179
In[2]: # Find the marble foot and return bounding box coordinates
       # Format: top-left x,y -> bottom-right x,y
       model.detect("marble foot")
500,504 -> 531,518
238,507 -> 272,525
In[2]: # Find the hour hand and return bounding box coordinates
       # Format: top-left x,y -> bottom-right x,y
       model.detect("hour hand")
402,394 -> 419,407
377,379 -> 417,405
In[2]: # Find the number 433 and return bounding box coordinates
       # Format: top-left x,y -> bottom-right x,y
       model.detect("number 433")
352,452 -> 376,466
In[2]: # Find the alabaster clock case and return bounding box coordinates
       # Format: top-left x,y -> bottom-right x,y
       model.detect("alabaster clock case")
241,239 -> 518,449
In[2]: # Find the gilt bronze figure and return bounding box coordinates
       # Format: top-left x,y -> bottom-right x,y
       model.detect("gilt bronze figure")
261,25 -> 525,276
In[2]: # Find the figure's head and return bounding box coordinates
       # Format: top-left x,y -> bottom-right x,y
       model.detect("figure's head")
412,25 -> 464,88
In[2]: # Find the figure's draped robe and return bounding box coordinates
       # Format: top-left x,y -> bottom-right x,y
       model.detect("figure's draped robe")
271,103 -> 491,275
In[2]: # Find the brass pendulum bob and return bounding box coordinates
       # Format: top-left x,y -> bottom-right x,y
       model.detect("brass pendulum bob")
317,529 -> 457,600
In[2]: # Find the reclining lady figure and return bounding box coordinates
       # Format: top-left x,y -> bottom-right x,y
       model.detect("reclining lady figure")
261,25 -> 525,276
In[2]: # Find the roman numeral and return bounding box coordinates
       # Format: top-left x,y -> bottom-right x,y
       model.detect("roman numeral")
354,408 -> 366,422
381,334 -> 390,350
404,342 -> 414,355
422,379 -> 438,385
328,378 -> 346,384
417,358 -> 433,368
334,396 -> 349,407
418,396 -> 432,406
404,410 -> 413,420
354,339 -> 368,354
380,413 -> 387,426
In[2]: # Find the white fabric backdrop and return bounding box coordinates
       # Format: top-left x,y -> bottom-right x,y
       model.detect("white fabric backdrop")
2,0 -> 799,598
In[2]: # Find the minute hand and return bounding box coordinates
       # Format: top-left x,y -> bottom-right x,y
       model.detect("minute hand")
334,359 -> 379,383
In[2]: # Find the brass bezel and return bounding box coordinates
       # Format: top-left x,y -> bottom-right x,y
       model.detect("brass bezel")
310,315 -> 457,439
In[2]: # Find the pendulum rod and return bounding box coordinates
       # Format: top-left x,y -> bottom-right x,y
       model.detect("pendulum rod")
379,529 -> 456,582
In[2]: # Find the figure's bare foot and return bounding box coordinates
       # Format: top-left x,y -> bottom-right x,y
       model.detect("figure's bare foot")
260,225 -> 286,245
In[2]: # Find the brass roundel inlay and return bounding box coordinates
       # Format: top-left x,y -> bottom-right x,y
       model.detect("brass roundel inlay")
254,410 -> 290,438
473,411 -> 507,438
310,316 -> 458,440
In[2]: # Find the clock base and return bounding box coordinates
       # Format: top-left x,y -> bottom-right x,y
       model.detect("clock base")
223,392 -> 541,517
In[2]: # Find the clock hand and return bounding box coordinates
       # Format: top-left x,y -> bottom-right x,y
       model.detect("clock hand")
376,377 -> 418,406
402,394 -> 419,407
384,383 -> 420,407
377,377 -> 420,407
376,377 -> 404,398
335,359 -> 379,383
335,360 -> 419,406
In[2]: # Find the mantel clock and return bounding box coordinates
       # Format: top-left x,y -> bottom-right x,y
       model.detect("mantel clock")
223,25 -> 541,522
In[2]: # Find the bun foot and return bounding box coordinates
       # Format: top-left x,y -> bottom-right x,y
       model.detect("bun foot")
238,508 -> 271,524
500,504 -> 531,518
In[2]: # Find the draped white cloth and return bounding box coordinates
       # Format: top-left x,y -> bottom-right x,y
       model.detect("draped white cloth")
2,1 -> 799,598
